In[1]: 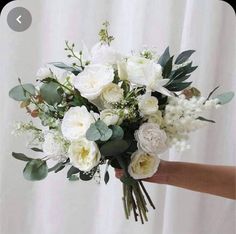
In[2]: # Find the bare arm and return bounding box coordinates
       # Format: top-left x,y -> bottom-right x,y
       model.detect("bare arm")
115,160 -> 236,200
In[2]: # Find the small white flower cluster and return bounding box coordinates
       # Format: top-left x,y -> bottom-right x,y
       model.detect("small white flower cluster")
164,94 -> 220,151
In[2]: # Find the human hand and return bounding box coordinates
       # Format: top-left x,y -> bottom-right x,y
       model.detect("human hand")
115,160 -> 167,184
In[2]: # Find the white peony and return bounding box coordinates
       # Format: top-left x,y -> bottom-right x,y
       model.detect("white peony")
128,150 -> 160,179
126,56 -> 172,96
91,43 -> 122,65
61,106 -> 96,141
42,131 -> 68,161
68,138 -> 101,171
36,67 -> 52,79
100,109 -> 122,126
138,94 -> 159,115
100,83 -> 123,107
73,64 -> 114,100
135,122 -> 168,155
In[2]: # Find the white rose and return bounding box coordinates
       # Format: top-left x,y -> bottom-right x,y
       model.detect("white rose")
100,83 -> 123,107
36,67 -> 52,79
135,122 -> 168,154
42,131 -> 68,161
73,64 -> 114,100
68,138 -> 101,171
61,106 -> 95,141
91,43 -> 121,65
100,109 -> 122,126
128,150 -> 160,179
138,94 -> 159,115
126,56 -> 172,96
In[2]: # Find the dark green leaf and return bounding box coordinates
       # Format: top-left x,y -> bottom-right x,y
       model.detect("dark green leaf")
121,81 -> 130,96
100,139 -> 131,157
162,56 -> 174,78
51,62 -> 81,75
67,166 -> 80,178
80,168 -> 96,181
9,84 -> 36,101
175,50 -> 195,64
30,148 -> 43,152
214,92 -> 234,105
55,165 -> 65,173
110,125 -> 124,140
104,171 -> 110,184
12,152 -> 32,162
40,81 -> 63,105
158,47 -> 170,67
23,159 -> 48,181
197,116 -> 215,123
48,162 -> 64,172
206,86 -> 220,101
166,82 -> 192,92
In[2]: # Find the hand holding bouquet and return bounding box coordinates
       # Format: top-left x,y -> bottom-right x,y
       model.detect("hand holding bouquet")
9,22 -> 234,223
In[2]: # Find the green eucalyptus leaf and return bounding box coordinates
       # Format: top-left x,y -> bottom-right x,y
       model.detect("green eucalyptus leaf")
110,125 -> 124,140
197,116 -> 215,123
9,84 -> 36,101
23,159 -> 48,181
86,124 -> 101,141
12,152 -> 32,162
175,50 -> 195,64
100,139 -> 131,157
68,175 -> 80,181
214,92 -> 234,105
40,81 -> 63,105
95,120 -> 112,142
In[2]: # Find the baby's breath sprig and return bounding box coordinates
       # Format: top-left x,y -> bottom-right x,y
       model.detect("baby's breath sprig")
99,21 -> 114,46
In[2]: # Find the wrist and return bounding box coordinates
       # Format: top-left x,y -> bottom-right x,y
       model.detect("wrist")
152,160 -> 170,184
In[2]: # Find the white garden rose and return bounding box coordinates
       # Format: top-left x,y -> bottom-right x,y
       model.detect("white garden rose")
126,56 -> 172,96
61,106 -> 95,141
42,131 -> 68,161
100,109 -> 122,126
73,64 -> 114,100
135,122 -> 168,154
91,43 -> 122,65
68,138 -> 101,171
128,150 -> 160,179
100,83 -> 124,107
138,94 -> 159,115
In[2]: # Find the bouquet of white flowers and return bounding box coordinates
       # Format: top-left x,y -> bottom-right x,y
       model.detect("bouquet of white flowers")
9,22 -> 234,223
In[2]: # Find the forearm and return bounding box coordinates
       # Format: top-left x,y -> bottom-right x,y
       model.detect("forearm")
148,160 -> 236,200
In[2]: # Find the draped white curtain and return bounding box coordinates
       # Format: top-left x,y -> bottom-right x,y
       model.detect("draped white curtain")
0,0 -> 235,233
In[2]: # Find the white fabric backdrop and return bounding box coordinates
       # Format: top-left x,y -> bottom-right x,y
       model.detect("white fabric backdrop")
0,0 -> 235,234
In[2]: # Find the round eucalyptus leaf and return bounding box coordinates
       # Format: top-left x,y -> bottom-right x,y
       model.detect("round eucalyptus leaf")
23,159 -> 48,181
215,92 -> 234,105
40,81 -> 63,105
9,84 -> 36,101
110,125 -> 124,140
